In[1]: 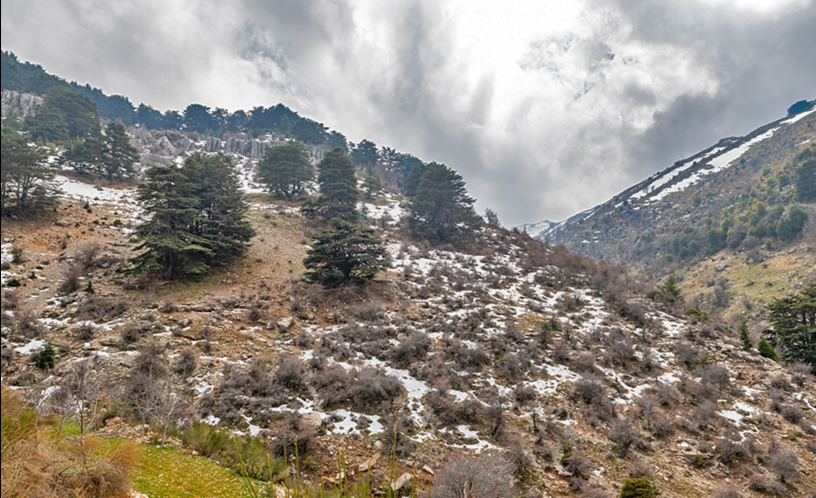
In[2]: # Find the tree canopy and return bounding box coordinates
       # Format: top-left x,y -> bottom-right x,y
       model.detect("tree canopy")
1,126 -> 61,217
257,141 -> 314,198
131,153 -> 254,280
766,283 -> 816,372
303,148 -> 360,222
408,163 -> 481,244
303,218 -> 389,287
28,86 -> 99,141
61,122 -> 139,181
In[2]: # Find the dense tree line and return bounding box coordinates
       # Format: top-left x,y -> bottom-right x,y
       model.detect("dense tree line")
61,122 -> 140,181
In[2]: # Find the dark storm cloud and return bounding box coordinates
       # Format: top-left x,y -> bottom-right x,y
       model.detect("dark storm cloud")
2,0 -> 814,226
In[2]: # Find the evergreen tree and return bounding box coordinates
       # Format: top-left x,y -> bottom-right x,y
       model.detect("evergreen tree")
403,161 -> 429,197
1,126 -> 61,217
659,274 -> 682,304
362,174 -> 383,200
131,153 -> 254,279
36,342 -> 56,369
350,139 -> 379,169
303,148 -> 360,222
61,124 -> 105,175
794,147 -> 815,202
408,163 -> 481,244
26,103 -> 69,141
766,283 -> 816,372
188,153 -> 256,267
61,122 -> 139,180
303,218 -> 389,287
739,315 -> 752,351
28,86 -> 99,141
102,122 -> 139,180
257,141 -> 314,198
758,336 -> 779,362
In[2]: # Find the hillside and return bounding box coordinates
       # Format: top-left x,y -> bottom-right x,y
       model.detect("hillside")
540,104 -> 816,319
2,166 -> 816,497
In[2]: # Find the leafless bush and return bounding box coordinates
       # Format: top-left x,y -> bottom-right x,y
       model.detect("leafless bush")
292,332 -> 311,348
119,322 -> 150,345
350,367 -> 402,412
174,348 -> 197,376
650,411 -> 675,438
628,459 -> 653,479
311,364 -> 351,409
551,341 -> 570,364
609,417 -> 643,457
717,431 -> 750,464
769,374 -> 791,391
513,384 -> 537,404
675,341 -> 706,369
75,323 -> 95,342
1,290 -> 19,310
574,375 -> 613,420
275,355 -> 306,392
76,242 -> 101,268
349,302 -> 387,322
431,453 -> 516,498
246,305 -> 262,323
58,262 -> 85,294
15,308 -> 41,338
714,484 -> 743,498
269,412 -> 317,456
572,352 -> 597,374
769,446 -> 798,483
788,362 -> 812,387
563,449 -> 593,478
698,364 -> 732,395
391,332 -> 430,367
748,474 -> 787,495
77,295 -> 130,322
780,404 -> 804,424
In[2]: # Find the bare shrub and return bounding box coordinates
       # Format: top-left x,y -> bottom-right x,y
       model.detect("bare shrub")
650,411 -> 675,438
269,412 -> 317,457
563,449 -> 593,478
349,302 -> 387,322
714,485 -> 742,498
769,446 -> 799,483
609,417 -> 642,457
59,263 -> 85,294
77,295 -> 130,322
717,431 -> 750,464
780,404 -> 804,424
572,352 -> 597,374
350,367 -> 402,412
431,453 -> 516,498
628,459 -> 653,479
275,355 -> 306,392
292,332 -> 312,348
675,341 -> 705,369
748,474 -> 787,495
119,322 -> 150,345
574,375 -> 614,420
513,384 -> 537,404
769,374 -> 791,391
76,242 -> 101,268
698,364 -> 731,395
788,362 -> 812,387
174,348 -> 197,376
14,309 -> 41,338
246,305 -> 262,323
391,332 -> 430,367
311,364 -> 352,409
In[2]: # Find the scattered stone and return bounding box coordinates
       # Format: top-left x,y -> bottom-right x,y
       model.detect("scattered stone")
359,453 -> 379,473
714,263 -> 727,272
277,316 -> 294,332
391,472 -> 413,492
422,465 -> 434,476
301,411 -> 323,430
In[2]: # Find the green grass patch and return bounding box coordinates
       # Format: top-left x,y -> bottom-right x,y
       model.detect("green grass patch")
134,444 -> 262,498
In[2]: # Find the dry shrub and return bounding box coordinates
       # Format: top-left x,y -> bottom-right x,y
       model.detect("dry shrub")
1,386 -> 137,497
14,308 -> 41,338
59,263 -> 85,294
431,453 -> 516,498
748,474 -> 787,495
77,295 -> 130,322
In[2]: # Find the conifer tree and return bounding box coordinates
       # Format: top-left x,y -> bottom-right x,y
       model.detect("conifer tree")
1,126 -> 61,217
102,122 -> 139,180
408,163 -> 481,244
362,174 -> 383,200
303,148 -> 360,222
766,283 -> 816,372
131,153 -> 254,279
257,141 -> 314,198
659,274 -> 682,304
303,218 -> 389,287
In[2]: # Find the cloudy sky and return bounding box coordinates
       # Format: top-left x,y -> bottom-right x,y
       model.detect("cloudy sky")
2,0 -> 814,225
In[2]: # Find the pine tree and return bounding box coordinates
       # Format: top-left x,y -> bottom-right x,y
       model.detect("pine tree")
758,336 -> 779,362
766,283 -> 816,371
659,274 -> 682,304
739,315 -> 752,351
303,148 -> 360,222
350,139 -> 379,169
102,122 -> 139,180
362,174 -> 383,200
1,126 -> 61,217
257,141 -> 314,198
130,153 -> 254,280
303,218 -> 389,287
61,124 -> 105,175
36,342 -> 56,369
408,163 -> 481,244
